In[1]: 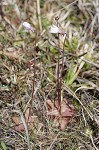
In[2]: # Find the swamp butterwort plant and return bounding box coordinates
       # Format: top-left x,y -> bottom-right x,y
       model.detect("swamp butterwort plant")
22,21 -> 36,123
49,17 -> 66,114
47,18 -> 76,129
22,22 -> 36,100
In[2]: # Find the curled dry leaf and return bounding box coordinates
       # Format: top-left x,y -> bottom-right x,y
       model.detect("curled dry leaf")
46,99 -> 76,130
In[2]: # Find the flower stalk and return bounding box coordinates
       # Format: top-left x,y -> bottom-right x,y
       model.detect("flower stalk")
22,22 -> 36,123
50,17 -> 67,114
55,16 -> 61,114
32,32 -> 37,101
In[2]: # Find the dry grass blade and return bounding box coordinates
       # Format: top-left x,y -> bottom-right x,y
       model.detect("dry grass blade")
20,114 -> 30,148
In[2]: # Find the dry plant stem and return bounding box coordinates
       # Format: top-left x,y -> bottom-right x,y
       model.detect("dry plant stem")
37,0 -> 42,31
48,132 -> 60,150
55,16 -> 61,114
28,33 -> 37,124
90,135 -> 98,150
59,34 -> 67,107
54,0 -> 78,15
58,33 -> 61,114
31,33 -> 37,101
62,34 -> 67,74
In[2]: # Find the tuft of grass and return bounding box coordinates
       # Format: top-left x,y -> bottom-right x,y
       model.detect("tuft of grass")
0,141 -> 7,150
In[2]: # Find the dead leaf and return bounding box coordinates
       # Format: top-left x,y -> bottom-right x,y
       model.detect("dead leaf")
59,117 -> 70,130
12,108 -> 43,132
46,99 -> 76,130
12,116 -> 25,131
12,116 -> 20,124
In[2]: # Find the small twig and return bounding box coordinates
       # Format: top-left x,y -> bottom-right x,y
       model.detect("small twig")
47,132 -> 60,150
90,135 -> 98,150
53,0 -> 78,15
81,58 -> 99,68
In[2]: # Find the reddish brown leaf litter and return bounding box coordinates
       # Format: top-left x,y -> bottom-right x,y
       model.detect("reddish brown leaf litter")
12,108 -> 43,132
47,99 -> 76,130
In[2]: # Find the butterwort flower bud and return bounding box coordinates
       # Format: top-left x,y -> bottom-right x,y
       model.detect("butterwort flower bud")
22,22 -> 34,32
